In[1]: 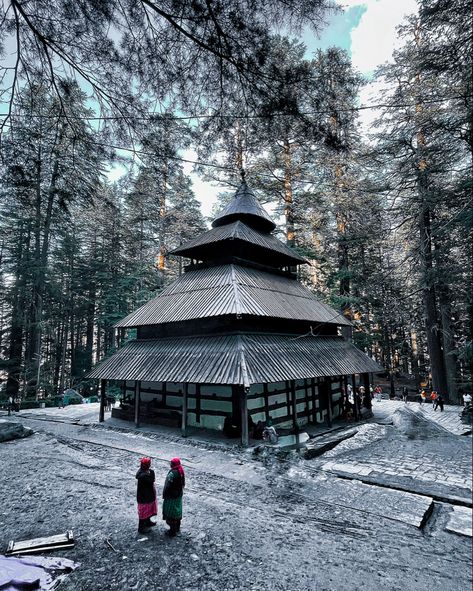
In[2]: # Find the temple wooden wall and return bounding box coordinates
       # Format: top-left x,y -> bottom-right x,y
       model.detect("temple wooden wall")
122,376 -> 345,431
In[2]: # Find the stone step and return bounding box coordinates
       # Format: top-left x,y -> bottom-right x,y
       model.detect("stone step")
303,428 -> 358,459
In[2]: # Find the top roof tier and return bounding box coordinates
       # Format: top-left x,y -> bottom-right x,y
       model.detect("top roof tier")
212,182 -> 276,233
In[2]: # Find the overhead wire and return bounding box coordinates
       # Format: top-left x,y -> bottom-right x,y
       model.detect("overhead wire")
0,93 -> 471,122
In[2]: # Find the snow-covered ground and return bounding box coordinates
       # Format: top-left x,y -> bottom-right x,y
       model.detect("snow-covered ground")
0,402 -> 471,590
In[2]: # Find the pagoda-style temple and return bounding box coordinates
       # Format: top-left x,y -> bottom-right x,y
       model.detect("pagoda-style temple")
89,182 -> 381,445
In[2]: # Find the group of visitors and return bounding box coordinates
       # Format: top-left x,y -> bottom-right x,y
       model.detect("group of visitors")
136,456 -> 185,536
419,390 -> 444,411
431,391 -> 445,411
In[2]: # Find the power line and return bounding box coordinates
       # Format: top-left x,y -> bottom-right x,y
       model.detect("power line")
0,94 -> 470,122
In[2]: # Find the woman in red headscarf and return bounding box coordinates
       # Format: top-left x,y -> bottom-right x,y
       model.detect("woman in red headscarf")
136,457 -> 157,533
162,457 -> 185,536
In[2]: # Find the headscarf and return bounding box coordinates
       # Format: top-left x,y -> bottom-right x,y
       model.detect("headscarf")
140,457 -> 151,469
170,457 -> 184,477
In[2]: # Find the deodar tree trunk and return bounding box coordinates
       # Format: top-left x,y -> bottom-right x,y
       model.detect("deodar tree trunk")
418,200 -> 448,396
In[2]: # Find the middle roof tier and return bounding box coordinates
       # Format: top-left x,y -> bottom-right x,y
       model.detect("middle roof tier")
115,263 -> 350,328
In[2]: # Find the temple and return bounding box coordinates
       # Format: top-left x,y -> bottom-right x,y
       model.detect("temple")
88,182 -> 381,444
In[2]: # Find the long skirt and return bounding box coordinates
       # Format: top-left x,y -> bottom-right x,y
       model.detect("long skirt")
138,498 -> 157,520
163,496 -> 182,523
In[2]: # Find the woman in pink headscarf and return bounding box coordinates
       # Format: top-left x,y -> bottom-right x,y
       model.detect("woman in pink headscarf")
136,457 -> 157,533
162,457 -> 185,536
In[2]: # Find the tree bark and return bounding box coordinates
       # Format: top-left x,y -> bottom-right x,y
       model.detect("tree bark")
6,224 -> 27,398
283,136 -> 295,247
418,202 -> 448,394
438,285 -> 458,402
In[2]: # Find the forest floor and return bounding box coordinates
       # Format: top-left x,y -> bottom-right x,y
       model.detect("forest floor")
0,401 -> 472,591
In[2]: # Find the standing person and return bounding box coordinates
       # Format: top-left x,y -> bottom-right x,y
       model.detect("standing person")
136,457 -> 157,533
420,390 -> 426,405
402,386 -> 408,403
374,385 -> 382,402
437,394 -> 445,412
58,392 -> 65,409
162,457 -> 185,536
431,391 -> 438,410
463,393 -> 472,407
7,396 -> 13,416
354,388 -> 362,412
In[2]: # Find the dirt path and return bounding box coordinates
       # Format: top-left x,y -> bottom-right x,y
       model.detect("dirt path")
0,418 -> 471,590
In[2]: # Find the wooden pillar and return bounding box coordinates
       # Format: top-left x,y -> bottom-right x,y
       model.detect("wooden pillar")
290,380 -> 297,431
263,383 -> 269,421
240,386 -> 249,447
99,379 -> 106,422
311,378 -> 317,423
134,381 -> 141,428
341,376 -> 348,416
326,378 -> 333,428
196,383 -> 201,423
181,382 -> 188,437
304,379 -> 310,421
285,381 -> 291,417
351,374 -> 358,421
162,382 -> 167,407
363,373 -> 372,409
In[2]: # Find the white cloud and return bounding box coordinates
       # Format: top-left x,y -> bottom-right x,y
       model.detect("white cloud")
347,0 -> 418,74
181,149 -> 222,220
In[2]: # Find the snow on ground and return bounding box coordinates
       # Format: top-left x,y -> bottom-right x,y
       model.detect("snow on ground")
0,403 -> 471,590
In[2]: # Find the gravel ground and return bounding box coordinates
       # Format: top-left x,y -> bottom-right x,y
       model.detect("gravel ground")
0,415 -> 471,591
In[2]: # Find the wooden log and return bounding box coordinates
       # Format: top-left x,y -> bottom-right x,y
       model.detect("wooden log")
6,531 -> 74,555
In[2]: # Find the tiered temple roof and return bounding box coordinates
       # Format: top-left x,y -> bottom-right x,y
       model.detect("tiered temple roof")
89,181 -> 380,386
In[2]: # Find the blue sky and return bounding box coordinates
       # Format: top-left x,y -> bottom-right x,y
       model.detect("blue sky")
302,4 -> 368,57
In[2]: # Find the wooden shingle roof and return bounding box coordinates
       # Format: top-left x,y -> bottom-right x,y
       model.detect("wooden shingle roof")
211,182 -> 276,232
88,334 -> 382,386
114,264 -> 351,328
171,220 -> 307,266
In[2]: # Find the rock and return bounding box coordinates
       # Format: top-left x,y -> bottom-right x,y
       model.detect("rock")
0,421 -> 33,443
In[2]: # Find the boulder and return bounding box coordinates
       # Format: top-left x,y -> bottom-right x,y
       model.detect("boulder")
0,420 -> 33,443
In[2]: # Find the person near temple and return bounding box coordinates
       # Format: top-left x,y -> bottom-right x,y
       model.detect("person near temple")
162,457 -> 185,536
136,457 -> 157,533
436,394 -> 445,412
359,386 -> 371,409
431,390 -> 438,409
402,386 -> 409,403
374,385 -> 383,402
253,420 -> 265,439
